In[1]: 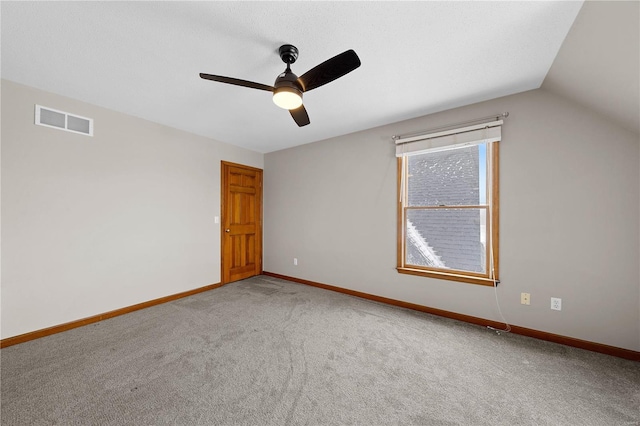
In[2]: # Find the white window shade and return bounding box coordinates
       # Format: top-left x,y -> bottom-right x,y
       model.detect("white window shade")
395,120 -> 502,157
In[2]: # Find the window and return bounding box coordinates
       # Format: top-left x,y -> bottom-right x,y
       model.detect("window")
396,121 -> 500,286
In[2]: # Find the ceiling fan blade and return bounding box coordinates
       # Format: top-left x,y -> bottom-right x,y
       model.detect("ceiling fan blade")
289,104 -> 310,127
199,73 -> 274,92
298,50 -> 361,92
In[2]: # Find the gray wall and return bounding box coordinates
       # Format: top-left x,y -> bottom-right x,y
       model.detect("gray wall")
1,80 -> 263,339
264,88 -> 640,351
3,78 -> 639,352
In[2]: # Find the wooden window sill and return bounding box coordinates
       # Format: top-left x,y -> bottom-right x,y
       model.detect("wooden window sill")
396,267 -> 497,287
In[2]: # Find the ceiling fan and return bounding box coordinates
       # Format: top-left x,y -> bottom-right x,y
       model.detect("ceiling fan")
200,45 -> 361,127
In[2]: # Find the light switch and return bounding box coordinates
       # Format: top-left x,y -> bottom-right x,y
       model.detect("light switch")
214,216 -> 220,224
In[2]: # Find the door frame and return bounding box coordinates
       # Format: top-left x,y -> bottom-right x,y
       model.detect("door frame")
220,161 -> 263,285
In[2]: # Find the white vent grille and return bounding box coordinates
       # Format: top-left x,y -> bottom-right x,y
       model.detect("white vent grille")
35,105 -> 93,136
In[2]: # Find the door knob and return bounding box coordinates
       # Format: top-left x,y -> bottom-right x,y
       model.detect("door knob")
225,229 -> 230,233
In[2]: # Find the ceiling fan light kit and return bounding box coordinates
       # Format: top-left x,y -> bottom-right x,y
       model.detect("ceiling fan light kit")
273,87 -> 303,110
200,44 -> 361,127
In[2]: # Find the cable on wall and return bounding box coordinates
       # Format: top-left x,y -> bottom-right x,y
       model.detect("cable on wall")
487,250 -> 511,334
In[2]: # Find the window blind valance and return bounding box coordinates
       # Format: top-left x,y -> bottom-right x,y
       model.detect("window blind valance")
394,120 -> 502,157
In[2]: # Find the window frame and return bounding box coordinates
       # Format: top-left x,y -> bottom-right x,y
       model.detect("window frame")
396,142 -> 499,286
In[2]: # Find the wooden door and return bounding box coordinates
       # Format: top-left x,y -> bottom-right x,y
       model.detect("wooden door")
221,162 -> 263,284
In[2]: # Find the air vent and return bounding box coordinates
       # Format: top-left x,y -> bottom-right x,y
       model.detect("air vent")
35,105 -> 93,136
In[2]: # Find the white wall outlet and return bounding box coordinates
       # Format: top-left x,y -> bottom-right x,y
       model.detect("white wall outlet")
551,297 -> 562,311
293,258 -> 298,266
521,293 -> 530,305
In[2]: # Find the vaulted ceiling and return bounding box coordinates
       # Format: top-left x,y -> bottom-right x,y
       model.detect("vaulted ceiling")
542,1 -> 639,136
2,1 -> 636,153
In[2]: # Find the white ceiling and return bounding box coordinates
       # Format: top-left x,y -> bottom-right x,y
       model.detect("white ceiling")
1,1 -> 584,153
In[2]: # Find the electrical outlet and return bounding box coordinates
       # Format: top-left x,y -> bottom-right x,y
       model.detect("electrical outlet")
293,258 -> 298,266
521,293 -> 530,305
551,297 -> 562,311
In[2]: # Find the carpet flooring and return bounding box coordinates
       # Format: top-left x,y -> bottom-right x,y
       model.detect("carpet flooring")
1,275 -> 639,425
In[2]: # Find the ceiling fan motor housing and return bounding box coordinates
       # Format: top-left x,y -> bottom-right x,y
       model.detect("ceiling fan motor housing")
274,69 -> 302,93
